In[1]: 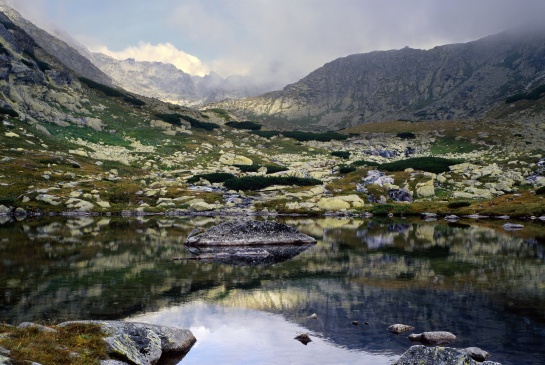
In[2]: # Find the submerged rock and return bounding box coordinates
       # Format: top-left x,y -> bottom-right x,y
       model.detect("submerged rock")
394,345 -> 501,365
294,333 -> 312,345
185,220 -> 317,246
408,331 -> 457,345
502,222 -> 524,231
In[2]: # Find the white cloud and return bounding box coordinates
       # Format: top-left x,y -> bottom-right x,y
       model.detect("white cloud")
91,42 -> 210,76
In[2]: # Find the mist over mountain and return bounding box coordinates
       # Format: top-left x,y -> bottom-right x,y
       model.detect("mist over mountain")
213,27 -> 545,130
90,53 -> 282,106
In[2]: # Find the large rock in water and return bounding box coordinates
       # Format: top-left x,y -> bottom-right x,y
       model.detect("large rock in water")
59,321 -> 196,365
185,220 -> 317,246
394,345 -> 502,365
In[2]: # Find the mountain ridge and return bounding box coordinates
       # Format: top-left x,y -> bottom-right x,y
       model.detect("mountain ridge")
211,28 -> 545,130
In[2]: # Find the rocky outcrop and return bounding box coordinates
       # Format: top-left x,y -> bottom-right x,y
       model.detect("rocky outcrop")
408,331 -> 457,345
215,27 -> 545,130
59,321 -> 196,365
185,220 -> 317,246
394,345 -> 501,365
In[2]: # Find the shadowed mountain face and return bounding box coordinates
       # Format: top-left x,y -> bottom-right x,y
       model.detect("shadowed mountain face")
215,28 -> 545,130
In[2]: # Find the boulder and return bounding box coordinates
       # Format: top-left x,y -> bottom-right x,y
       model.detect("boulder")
219,153 -> 253,166
0,205 -> 10,215
59,321 -> 196,365
388,189 -> 413,202
317,198 -> 350,211
388,324 -> 414,334
394,345 -> 501,365
416,181 -> 435,197
408,331 -> 457,345
185,220 -> 317,246
464,347 -> 490,362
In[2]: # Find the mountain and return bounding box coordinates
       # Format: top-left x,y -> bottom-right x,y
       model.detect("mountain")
0,5 -> 112,86
90,53 -> 281,106
213,28 -> 545,130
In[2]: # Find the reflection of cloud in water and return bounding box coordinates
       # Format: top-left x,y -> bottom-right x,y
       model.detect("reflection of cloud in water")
127,301 -> 396,365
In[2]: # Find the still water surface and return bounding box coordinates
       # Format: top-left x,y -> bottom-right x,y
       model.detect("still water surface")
1,216 -> 544,364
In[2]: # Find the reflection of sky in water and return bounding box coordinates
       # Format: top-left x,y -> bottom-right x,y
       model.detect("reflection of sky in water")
128,301 -> 398,365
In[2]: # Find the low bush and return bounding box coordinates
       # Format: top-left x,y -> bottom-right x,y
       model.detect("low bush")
338,165 -> 356,174
506,84 -> 545,103
380,157 -> 461,174
447,201 -> 471,209
396,132 -> 416,139
351,160 -> 380,167
282,131 -> 349,142
187,173 -> 236,184
155,113 -> 182,126
331,151 -> 350,159
0,106 -> 19,118
371,204 -> 394,216
79,77 -> 125,97
180,114 -> 219,130
225,121 -> 262,130
224,176 -> 321,191
250,130 -> 281,138
536,186 -> 545,195
234,164 -> 288,174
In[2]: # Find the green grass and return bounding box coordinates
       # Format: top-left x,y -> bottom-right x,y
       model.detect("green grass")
0,322 -> 109,365
430,136 -> 483,154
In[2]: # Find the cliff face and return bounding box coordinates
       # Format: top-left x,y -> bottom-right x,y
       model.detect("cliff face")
214,28 -> 545,130
0,5 -> 112,86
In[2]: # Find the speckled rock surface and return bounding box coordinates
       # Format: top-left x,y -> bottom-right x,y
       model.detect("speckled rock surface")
185,220 -> 317,246
394,345 -> 502,365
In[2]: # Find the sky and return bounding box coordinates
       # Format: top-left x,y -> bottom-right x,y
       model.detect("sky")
3,0 -> 545,86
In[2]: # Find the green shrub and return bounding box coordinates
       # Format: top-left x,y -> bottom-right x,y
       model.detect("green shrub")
24,50 -> 51,72
224,176 -> 321,191
123,96 -> 145,106
371,204 -> 394,216
234,164 -> 288,174
396,132 -> 416,139
0,107 -> 19,118
282,131 -> 349,142
506,84 -> 545,103
331,151 -> 350,159
338,165 -> 356,174
155,113 -> 182,126
179,114 -> 219,130
447,201 -> 471,209
225,121 -> 262,130
351,160 -> 380,167
536,186 -> 545,195
0,43 -> 10,56
380,157 -> 461,174
79,77 -> 126,98
234,164 -> 260,173
264,165 -> 289,174
250,130 -> 281,139
187,173 -> 236,184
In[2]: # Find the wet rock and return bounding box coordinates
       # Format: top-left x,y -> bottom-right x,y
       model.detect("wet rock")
308,313 -> 318,319
294,333 -> 312,345
388,324 -> 415,334
185,220 -> 316,246
502,223 -> 524,231
408,331 -> 457,345
464,347 -> 490,362
395,345 -> 502,365
352,321 -> 359,325
59,321 -> 196,365
0,205 -> 11,215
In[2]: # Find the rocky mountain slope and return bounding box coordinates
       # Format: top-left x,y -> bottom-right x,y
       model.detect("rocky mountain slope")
90,53 -> 280,106
214,28 -> 545,130
0,5 -> 112,86
1,8 -> 544,219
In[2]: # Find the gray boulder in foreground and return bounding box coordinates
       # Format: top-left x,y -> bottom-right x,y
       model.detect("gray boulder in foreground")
59,321 -> 196,365
394,345 -> 502,365
185,220 -> 317,246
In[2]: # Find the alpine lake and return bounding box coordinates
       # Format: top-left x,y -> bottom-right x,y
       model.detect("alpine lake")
1,215 -> 544,365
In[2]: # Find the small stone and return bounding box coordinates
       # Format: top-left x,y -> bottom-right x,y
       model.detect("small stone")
408,331 -> 457,345
308,313 -> 318,319
352,321 -> 359,325
294,333 -> 312,345
464,347 -> 490,362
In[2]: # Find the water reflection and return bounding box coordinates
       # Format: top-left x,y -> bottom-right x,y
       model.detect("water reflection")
1,216 -> 545,364
129,301 -> 397,365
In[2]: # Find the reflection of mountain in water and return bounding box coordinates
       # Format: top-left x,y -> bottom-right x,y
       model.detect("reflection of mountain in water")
1,217 -> 545,364
186,244 -> 315,266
